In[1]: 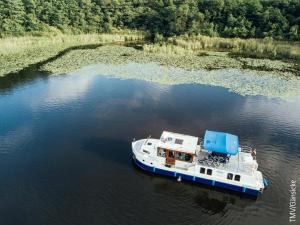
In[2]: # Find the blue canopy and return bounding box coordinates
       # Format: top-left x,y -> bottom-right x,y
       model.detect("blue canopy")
203,130 -> 239,155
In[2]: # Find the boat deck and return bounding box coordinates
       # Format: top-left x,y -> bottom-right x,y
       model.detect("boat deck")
197,149 -> 257,175
140,138 -> 257,175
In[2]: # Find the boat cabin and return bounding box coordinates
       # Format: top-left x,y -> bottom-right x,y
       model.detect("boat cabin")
156,131 -> 198,166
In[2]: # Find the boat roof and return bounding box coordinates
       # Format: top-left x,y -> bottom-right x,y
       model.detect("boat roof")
203,130 -> 239,155
157,131 -> 198,154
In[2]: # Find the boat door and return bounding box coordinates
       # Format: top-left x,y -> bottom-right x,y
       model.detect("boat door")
166,150 -> 175,165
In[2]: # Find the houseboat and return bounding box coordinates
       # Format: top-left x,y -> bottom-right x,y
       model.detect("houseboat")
132,130 -> 268,197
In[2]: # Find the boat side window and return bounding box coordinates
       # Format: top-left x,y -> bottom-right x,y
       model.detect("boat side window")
200,167 -> 205,174
227,173 -> 233,180
234,175 -> 241,181
157,148 -> 166,157
207,169 -> 212,175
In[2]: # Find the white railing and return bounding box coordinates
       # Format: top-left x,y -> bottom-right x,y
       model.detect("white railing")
240,145 -> 253,153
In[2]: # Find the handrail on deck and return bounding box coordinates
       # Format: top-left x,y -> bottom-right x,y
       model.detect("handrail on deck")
240,145 -> 252,153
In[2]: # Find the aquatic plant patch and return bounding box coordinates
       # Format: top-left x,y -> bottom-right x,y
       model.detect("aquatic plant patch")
41,45 -> 300,98
54,62 -> 300,99
42,45 -> 298,76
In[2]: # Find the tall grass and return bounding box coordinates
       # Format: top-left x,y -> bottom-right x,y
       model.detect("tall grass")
144,35 -> 300,60
0,32 -> 144,55
0,31 -> 144,76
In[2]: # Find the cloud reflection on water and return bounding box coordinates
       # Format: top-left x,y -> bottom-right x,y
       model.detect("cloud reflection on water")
32,72 -> 97,109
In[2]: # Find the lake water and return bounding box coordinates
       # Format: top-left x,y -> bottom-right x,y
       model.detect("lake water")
0,69 -> 299,225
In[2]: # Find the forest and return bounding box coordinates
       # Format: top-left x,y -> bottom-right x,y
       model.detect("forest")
0,0 -> 299,41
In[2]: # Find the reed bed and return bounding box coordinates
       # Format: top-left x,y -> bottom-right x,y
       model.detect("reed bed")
0,31 -> 144,76
144,35 -> 300,60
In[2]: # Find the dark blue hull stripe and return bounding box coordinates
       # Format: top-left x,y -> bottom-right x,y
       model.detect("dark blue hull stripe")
134,158 -> 259,196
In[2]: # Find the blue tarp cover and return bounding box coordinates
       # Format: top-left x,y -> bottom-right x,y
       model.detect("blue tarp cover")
203,130 -> 239,155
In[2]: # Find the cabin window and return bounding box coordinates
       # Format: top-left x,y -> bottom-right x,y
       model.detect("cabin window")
157,148 -> 166,157
176,152 -> 185,161
147,142 -> 152,145
200,167 -> 205,174
176,152 -> 192,162
234,175 -> 241,181
175,138 -> 183,145
207,169 -> 212,175
143,149 -> 150,154
227,173 -> 233,180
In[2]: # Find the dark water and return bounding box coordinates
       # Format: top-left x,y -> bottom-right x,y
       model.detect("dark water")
0,71 -> 299,225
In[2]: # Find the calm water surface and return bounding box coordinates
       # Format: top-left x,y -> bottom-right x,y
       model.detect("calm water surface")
0,70 -> 299,225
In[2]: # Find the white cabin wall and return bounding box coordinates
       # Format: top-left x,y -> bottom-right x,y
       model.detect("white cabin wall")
175,160 -> 190,168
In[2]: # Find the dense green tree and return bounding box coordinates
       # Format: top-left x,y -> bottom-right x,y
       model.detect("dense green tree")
289,25 -> 299,40
0,0 -> 26,36
0,0 -> 299,40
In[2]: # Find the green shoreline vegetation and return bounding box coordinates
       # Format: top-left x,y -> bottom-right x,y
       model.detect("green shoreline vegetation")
1,33 -> 299,77
0,30 -> 144,76
146,35 -> 300,61
143,35 -> 300,76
